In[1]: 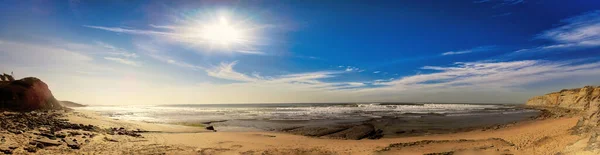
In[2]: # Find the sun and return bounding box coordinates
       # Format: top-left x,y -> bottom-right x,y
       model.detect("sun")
201,17 -> 245,46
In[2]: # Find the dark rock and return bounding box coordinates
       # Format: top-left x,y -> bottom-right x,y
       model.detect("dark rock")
24,146 -> 37,153
109,127 -> 142,137
206,126 -> 215,131
424,151 -> 454,155
0,77 -> 63,111
325,124 -> 379,140
40,132 -> 56,139
287,126 -> 347,137
33,138 -> 61,146
69,131 -> 82,136
0,147 -> 13,154
56,133 -> 67,138
103,137 -> 118,142
64,139 -> 80,149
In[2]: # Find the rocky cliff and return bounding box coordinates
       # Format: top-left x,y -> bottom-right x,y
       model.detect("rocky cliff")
59,100 -> 87,107
526,86 -> 600,127
527,86 -> 600,152
0,77 -> 63,111
527,86 -> 600,110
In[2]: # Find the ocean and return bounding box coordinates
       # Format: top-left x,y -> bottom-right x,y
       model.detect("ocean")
76,103 -> 539,136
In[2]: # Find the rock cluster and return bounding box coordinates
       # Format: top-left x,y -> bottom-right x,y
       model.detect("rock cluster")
0,111 -> 95,134
107,127 -> 144,137
0,111 -> 99,153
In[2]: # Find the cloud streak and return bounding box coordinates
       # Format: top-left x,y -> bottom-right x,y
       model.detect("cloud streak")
104,57 -> 141,67
442,46 -> 497,56
516,10 -> 600,53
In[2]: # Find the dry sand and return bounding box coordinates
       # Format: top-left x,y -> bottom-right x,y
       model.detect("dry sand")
0,109 -> 590,154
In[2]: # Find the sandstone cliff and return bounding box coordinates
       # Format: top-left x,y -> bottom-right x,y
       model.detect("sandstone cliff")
0,77 -> 63,111
526,86 -> 600,110
527,86 -> 600,152
526,86 -> 600,127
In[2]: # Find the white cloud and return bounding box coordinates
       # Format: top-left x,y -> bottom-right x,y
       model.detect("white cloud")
442,46 -> 496,56
442,50 -> 472,56
537,10 -> 600,44
344,66 -> 360,72
366,60 -> 600,92
518,10 -> 600,53
206,61 -> 259,82
95,41 -> 139,58
133,41 -> 205,70
373,71 -> 381,74
103,57 -> 141,67
346,82 -> 365,87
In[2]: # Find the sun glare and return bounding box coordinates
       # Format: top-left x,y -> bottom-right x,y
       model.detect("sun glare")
201,17 -> 244,46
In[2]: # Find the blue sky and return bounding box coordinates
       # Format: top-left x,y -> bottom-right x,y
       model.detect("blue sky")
1,0 -> 600,105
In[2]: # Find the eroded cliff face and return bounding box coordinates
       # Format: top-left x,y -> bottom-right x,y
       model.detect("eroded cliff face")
0,77 -> 63,111
527,86 -> 600,152
526,86 -> 600,110
527,86 -> 600,127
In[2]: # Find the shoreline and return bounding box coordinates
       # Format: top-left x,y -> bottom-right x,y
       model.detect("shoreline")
0,106 -> 589,154
75,103 -> 541,140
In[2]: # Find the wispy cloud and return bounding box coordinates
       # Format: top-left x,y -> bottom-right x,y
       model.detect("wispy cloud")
95,41 -> 139,58
134,42 -> 205,71
515,10 -> 600,53
474,0 -> 525,8
344,66 -> 360,72
366,60 -> 600,92
103,57 -> 141,67
206,61 -> 259,82
491,12 -> 512,18
202,61 -> 374,91
373,71 -> 381,74
84,25 -> 174,36
442,45 -> 497,56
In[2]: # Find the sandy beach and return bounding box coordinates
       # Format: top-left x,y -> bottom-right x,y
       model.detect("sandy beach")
0,107 -> 589,155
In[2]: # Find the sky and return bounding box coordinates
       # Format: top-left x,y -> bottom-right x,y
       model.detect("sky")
1,0 -> 600,105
